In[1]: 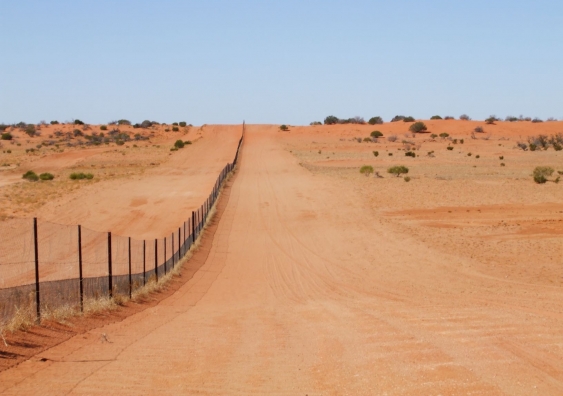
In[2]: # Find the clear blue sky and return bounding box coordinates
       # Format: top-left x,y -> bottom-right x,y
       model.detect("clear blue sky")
1,0 -> 562,125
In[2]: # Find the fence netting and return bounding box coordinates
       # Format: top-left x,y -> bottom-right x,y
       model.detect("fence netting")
0,124 -> 244,325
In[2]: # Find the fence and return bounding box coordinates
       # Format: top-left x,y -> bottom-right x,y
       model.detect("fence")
0,124 -> 244,325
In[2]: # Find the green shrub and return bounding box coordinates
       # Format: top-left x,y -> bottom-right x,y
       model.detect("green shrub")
430,115 -> 442,120
404,176 -> 411,182
553,143 -> 562,151
280,125 -> 289,131
403,116 -> 415,122
70,172 -> 94,180
73,129 -> 83,137
39,173 -> 54,181
117,119 -> 131,125
430,133 -> 437,139
100,125 -> 107,131
370,130 -> 383,138
439,132 -> 449,139
172,127 -> 179,132
25,125 -> 36,136
22,170 -> 39,181
459,114 -> 471,121
368,116 -> 383,125
1,132 -> 12,140
529,143 -> 537,151
447,146 -> 453,151
405,151 -> 415,157
359,165 -> 374,176
388,165 -> 409,177
174,140 -> 185,149
409,122 -> 427,133
532,118 -> 543,123
179,121 -> 187,127
373,151 -> 379,157
74,119 -> 85,125
50,120 -> 59,125
172,122 -> 179,126
474,126 -> 484,133
184,140 -> 192,145
310,121 -> 322,125
324,115 -> 339,125
533,166 -> 554,184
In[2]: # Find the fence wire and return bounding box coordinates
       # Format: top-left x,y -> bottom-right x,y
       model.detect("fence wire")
0,125 -> 244,324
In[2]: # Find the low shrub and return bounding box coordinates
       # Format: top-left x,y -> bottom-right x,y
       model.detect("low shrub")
174,140 -> 185,149
324,116 -> 339,125
388,165 -> 409,177
430,115 -> 442,120
117,119 -> 131,125
172,127 -> 179,132
388,153 -> 393,156
499,156 -> 504,160
184,140 -> 192,145
554,143 -> 562,151
25,125 -> 36,136
359,165 -> 374,176
373,151 -> 379,157
6,149 -> 11,153
467,152 -> 472,156
476,155 -> 480,158
22,170 -> 39,181
73,129 -> 83,137
387,135 -> 398,142
39,172 -> 54,181
447,146 -> 453,150
444,116 -> 455,120
459,114 -> 471,121
370,130 -> 383,138
50,120 -> 59,125
501,163 -> 505,166
430,133 -> 438,139
404,176 -> 411,182
179,121 -> 187,127
403,116 -> 415,122
363,137 -> 371,142
460,139 -> 464,144
310,121 -> 322,125
439,132 -> 449,139
141,120 -> 153,128
474,126 -> 484,133
1,132 -> 12,140
100,125 -> 108,131
280,125 -> 289,131
529,143 -> 537,151
533,166 -> 554,184
70,172 -> 94,180
368,116 -> 383,125
531,118 -> 543,123
391,115 -> 405,122
409,122 -> 427,133
405,151 -> 415,157
74,119 -> 85,125
505,116 -> 518,122
485,116 -> 498,124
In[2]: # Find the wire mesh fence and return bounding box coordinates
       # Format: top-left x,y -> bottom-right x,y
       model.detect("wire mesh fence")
0,125 -> 244,325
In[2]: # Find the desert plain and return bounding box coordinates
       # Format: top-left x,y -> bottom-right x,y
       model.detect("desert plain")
0,119 -> 562,394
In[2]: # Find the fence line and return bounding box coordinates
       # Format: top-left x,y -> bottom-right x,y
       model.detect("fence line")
0,123 -> 245,324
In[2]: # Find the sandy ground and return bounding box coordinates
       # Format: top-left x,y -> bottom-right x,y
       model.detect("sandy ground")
1,122 -> 563,394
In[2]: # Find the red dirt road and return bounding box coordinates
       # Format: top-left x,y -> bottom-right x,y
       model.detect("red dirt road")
1,126 -> 562,394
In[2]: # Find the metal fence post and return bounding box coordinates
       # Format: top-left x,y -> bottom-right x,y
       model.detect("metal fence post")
143,240 -> 146,286
164,236 -> 167,275
78,225 -> 83,312
192,211 -> 195,243
128,237 -> 132,299
154,239 -> 158,283
33,218 -> 40,322
108,232 -> 113,298
171,232 -> 174,269
178,227 -> 181,263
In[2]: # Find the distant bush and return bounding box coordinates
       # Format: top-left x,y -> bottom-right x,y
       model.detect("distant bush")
280,125 -> 289,131
184,140 -> 192,145
172,126 -> 179,132
439,132 -> 449,139
460,139 -> 464,144
174,140 -> 185,149
444,116 -> 455,120
459,114 -> 471,121
310,121 -> 322,125
430,115 -> 442,120
117,119 -> 131,125
467,152 -> 472,156
554,143 -> 562,151
363,137 -> 371,142
391,115 -> 405,122
447,146 -> 453,150
370,130 -> 383,138
50,120 -> 59,125
368,116 -> 383,125
430,133 -> 437,139
387,135 -> 398,142
531,118 -> 543,123
74,119 -> 85,125
501,163 -> 505,166
359,165 -> 374,176
179,122 -> 187,127
546,117 -> 558,122
533,166 -> 554,184
485,116 -> 497,124
529,143 -> 537,151
476,155 -> 480,158
404,176 -> 411,182
474,126 -> 484,133
1,132 -> 12,140
499,156 -> 504,160
100,125 -> 107,131
141,120 -> 153,128
22,170 -> 39,181
403,116 -> 415,122
373,151 -> 379,157
409,122 -> 427,133
73,129 -> 83,137
505,116 -> 518,122
172,122 -> 179,126
39,172 -> 54,181
388,165 -> 409,177
324,115 -> 365,125
388,153 -> 393,156
70,172 -> 94,180
405,151 -> 415,157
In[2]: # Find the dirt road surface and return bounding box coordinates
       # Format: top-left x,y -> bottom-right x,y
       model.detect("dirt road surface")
1,125 -> 562,394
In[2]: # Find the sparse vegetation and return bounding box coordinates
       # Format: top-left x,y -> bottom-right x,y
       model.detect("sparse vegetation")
39,172 -> 54,181
485,116 -> 498,124
430,115 -> 442,120
174,140 -> 185,149
444,116 -> 455,120
70,172 -> 94,180
409,122 -> 427,133
474,126 -> 484,133
50,120 -> 59,125
501,163 -> 505,166
117,119 -> 131,125
404,176 -> 411,182
405,151 -> 415,157
439,132 -> 449,139
391,115 -> 405,122
100,125 -> 108,131
531,118 -> 543,123
370,130 -> 383,138
459,114 -> 471,121
172,126 -> 179,132
387,135 -> 398,142
533,166 -> 554,184
25,124 -> 37,137
388,165 -> 409,177
359,165 -> 374,177
373,151 -> 379,157
74,119 -> 85,125
280,125 -> 289,131
310,121 -> 322,125
403,116 -> 415,122
22,170 -> 39,181
368,116 -> 383,125
447,146 -> 454,150
1,132 -> 12,140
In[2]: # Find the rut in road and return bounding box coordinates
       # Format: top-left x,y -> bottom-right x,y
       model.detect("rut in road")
0,125 -> 562,395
